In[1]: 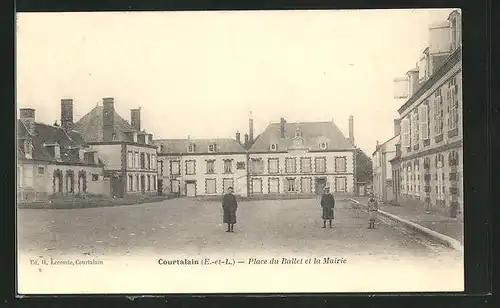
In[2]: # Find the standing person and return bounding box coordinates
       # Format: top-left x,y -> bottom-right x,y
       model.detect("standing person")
222,187 -> 238,232
367,193 -> 378,229
320,186 -> 335,228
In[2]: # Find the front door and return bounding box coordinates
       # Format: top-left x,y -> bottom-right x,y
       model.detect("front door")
186,182 -> 196,197
314,177 -> 327,195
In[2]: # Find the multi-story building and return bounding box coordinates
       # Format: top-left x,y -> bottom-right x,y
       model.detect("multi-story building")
72,97 -> 159,198
372,120 -> 400,203
16,107 -> 106,201
154,137 -> 248,197
247,116 -> 356,196
390,9 -> 462,217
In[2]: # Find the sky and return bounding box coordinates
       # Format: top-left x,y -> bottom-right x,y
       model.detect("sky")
16,9 -> 455,156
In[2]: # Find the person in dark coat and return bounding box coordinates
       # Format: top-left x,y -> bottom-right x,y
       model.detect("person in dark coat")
222,187 -> 238,232
367,193 -> 378,229
320,186 -> 335,228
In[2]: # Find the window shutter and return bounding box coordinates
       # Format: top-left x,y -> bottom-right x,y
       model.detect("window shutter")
420,104 -> 429,140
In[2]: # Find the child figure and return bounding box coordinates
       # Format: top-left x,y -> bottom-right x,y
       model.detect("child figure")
367,194 -> 378,229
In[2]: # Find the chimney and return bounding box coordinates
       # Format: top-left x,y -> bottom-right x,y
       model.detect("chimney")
280,117 -> 286,138
249,112 -> 254,144
60,98 -> 74,131
244,133 -> 249,148
394,119 -> 401,136
348,115 -> 355,145
406,69 -> 420,97
20,108 -> 36,136
102,97 -> 115,141
131,108 -> 141,131
236,131 -> 241,144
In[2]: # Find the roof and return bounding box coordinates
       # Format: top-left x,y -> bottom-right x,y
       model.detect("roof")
248,121 -> 355,153
73,105 -> 143,143
372,134 -> 400,156
16,119 -> 103,166
154,138 -> 246,155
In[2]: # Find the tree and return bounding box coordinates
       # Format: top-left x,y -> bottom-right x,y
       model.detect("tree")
355,147 -> 373,183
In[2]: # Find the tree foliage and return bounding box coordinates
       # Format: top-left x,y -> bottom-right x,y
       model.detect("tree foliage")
355,147 -> 373,183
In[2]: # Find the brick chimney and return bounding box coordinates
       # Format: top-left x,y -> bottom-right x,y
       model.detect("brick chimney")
20,108 -> 36,136
102,97 -> 115,141
394,119 -> 401,136
236,131 -> 241,144
280,117 -> 286,138
407,68 -> 420,97
348,115 -> 355,145
131,108 -> 141,131
61,98 -> 74,131
249,112 -> 254,144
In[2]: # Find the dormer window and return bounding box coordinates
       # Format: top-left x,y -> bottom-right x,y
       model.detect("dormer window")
270,143 -> 278,151
319,142 -> 327,150
187,143 -> 196,153
208,144 -> 216,152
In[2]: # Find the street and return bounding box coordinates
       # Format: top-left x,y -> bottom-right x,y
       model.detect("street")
17,197 -> 461,260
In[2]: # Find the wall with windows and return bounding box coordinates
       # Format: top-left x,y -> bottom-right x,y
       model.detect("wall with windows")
17,162 -> 106,201
248,150 -> 354,195
372,136 -> 400,203
157,153 -> 248,197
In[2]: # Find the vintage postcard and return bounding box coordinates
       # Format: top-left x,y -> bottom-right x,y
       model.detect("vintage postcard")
16,9 -> 464,294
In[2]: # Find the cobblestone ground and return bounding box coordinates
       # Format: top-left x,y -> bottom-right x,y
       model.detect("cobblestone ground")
17,197 -> 462,261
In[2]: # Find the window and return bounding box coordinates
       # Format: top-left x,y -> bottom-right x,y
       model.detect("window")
270,143 -> 278,151
284,178 -> 296,192
315,157 -> 326,173
285,158 -> 296,173
401,117 -> 410,147
436,154 -> 445,200
268,158 -> 279,174
153,175 -> 156,191
135,175 -> 139,191
269,178 -> 279,193
128,151 -> 133,168
223,178 -> 234,192
140,153 -> 145,169
319,142 -> 327,149
146,154 -> 151,169
92,174 -> 99,181
301,177 -> 312,193
159,160 -> 164,176
206,160 -> 215,174
252,178 -> 262,193
448,76 -> 459,131
335,177 -> 347,192
171,179 -> 180,193
236,161 -> 245,170
134,152 -> 139,168
250,159 -> 264,174
147,175 -> 151,191
419,102 -> 430,141
208,144 -> 216,152
412,110 -> 419,145
128,175 -> 133,191
186,160 -> 195,175
223,159 -> 232,173
187,143 -> 196,153
171,160 -> 180,175
152,154 -> 156,170
300,158 -> 311,173
335,157 -> 347,172
434,90 -> 444,136
38,167 -> 45,174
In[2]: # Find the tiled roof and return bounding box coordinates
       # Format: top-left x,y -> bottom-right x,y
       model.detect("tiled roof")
248,121 -> 354,153
73,106 -> 138,142
16,119 -> 103,165
154,138 -> 246,155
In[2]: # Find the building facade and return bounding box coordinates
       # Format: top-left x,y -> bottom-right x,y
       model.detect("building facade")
154,138 -> 248,197
391,10 -> 462,217
247,117 -> 356,196
372,121 -> 400,203
17,108 -> 106,201
73,98 -> 159,198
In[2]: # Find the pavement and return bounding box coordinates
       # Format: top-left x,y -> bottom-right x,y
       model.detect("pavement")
349,197 -> 464,248
17,197 -> 464,293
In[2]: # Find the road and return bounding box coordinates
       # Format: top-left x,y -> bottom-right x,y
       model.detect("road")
18,197 -> 461,259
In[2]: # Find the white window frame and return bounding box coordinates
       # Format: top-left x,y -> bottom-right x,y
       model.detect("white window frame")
270,143 -> 278,151
300,177 -> 312,193
268,158 -> 279,174
319,142 -> 327,150
171,160 -> 180,175
335,157 -> 347,173
206,178 -> 216,194
185,160 -> 195,175
285,157 -> 296,173
208,144 -> 216,153
252,178 -> 263,193
300,158 -> 311,173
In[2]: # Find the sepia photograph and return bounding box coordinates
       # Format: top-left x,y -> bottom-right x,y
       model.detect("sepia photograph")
16,9 -> 463,294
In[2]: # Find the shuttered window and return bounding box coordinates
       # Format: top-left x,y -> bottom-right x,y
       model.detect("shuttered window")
419,103 -> 429,140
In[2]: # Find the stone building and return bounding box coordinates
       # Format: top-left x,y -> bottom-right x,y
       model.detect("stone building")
72,98 -> 159,198
154,138 -> 247,197
247,116 -> 356,196
17,107 -> 106,201
390,10 -> 462,217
